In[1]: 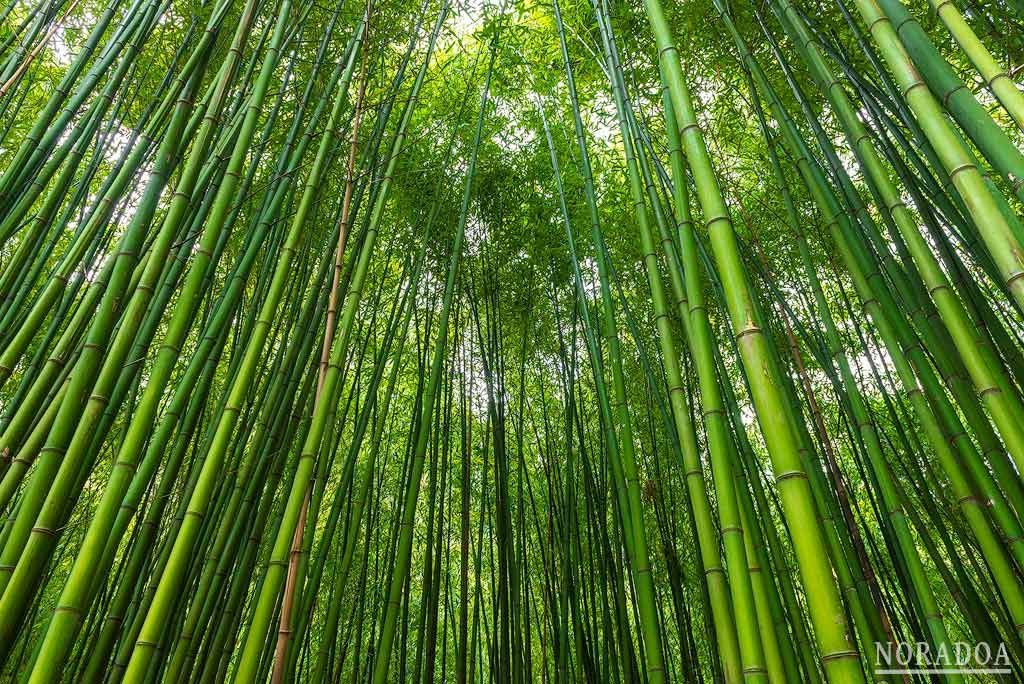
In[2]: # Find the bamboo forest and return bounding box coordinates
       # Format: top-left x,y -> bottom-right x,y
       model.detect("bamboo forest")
5,0 -> 1024,680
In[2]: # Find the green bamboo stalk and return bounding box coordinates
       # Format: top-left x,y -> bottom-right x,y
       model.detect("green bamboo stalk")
640,0 -> 866,680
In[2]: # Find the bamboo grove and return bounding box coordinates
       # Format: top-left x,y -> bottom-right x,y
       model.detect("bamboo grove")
1,0 -> 1024,679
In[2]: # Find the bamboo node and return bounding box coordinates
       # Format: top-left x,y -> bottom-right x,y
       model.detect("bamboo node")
734,324 -> 761,341
54,605 -> 83,616
775,470 -> 808,483
947,162 -> 975,180
902,80 -> 929,100
892,14 -> 915,33
705,215 -> 730,231
986,71 -> 1011,89
820,649 -> 859,663
866,15 -> 889,33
